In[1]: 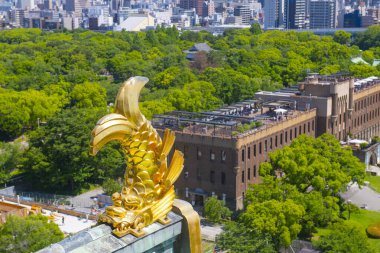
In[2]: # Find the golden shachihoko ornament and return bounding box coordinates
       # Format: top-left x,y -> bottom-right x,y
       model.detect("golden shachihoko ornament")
90,76 -> 184,238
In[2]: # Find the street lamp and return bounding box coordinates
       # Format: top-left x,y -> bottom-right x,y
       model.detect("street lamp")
347,199 -> 352,220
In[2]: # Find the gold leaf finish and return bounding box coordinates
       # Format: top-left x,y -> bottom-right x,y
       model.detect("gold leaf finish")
90,76 -> 184,238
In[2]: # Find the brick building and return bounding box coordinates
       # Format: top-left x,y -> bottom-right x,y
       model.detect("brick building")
153,74 -> 380,210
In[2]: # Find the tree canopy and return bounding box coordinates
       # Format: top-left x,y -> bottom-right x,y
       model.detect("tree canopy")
0,214 -> 64,253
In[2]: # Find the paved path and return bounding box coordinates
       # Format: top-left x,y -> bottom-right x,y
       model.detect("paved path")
43,210 -> 96,234
341,183 -> 380,212
63,188 -> 104,214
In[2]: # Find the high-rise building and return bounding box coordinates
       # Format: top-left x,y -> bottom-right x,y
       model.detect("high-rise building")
65,0 -> 88,17
9,9 -> 24,27
284,0 -> 306,29
16,0 -> 35,10
264,0 -> 282,28
234,5 -> 250,25
309,0 -> 336,28
43,0 -> 52,10
202,0 -> 214,18
179,0 -> 203,16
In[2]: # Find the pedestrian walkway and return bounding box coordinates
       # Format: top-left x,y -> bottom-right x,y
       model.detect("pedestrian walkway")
44,210 -> 96,234
341,183 -> 380,212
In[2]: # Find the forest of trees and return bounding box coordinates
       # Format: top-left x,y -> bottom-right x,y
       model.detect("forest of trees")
0,25 -> 380,192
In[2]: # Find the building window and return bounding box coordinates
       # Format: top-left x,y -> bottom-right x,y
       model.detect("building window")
259,142 -> 262,154
290,129 -> 293,140
242,170 -> 245,183
253,165 -> 257,177
312,120 -> 315,131
270,138 -> 273,149
248,168 -> 251,180
197,148 -> 202,160
285,132 -> 288,142
308,122 -> 310,132
253,145 -> 256,156
275,136 -> 278,147
221,172 -> 226,185
210,171 -> 215,183
242,149 -> 245,162
210,151 -> 215,161
303,124 -> 306,134
280,133 -> 283,145
197,168 -> 201,180
264,140 -> 267,152
299,125 -> 302,135
248,147 -> 251,159
221,150 -> 226,161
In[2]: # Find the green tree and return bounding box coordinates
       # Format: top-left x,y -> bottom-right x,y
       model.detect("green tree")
260,134 -> 366,196
313,221 -> 375,253
23,108 -> 125,193
333,31 -> 351,45
216,221 -> 276,253
71,82 -> 107,108
249,23 -> 262,35
102,178 -> 122,196
0,214 -> 64,253
241,199 -> 305,250
204,196 -> 232,223
166,81 -> 222,112
0,142 -> 22,184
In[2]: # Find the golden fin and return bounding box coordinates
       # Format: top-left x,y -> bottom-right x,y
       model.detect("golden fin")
90,114 -> 134,156
159,129 -> 175,158
114,76 -> 149,126
164,150 -> 184,186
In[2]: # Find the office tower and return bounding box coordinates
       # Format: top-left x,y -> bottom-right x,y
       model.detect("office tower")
179,0 -> 203,16
284,0 -> 306,28
202,0 -> 215,17
16,0 -> 35,10
65,0 -> 88,17
264,0 -> 282,28
309,0 -> 336,28
234,5 -> 250,25
44,0 -> 52,9
9,9 -> 24,27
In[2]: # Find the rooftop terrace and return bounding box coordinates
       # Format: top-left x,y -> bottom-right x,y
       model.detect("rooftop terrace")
152,99 -> 309,138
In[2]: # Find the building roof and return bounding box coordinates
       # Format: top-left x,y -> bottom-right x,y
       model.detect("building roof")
37,212 -> 183,253
351,56 -> 369,65
189,43 -> 212,52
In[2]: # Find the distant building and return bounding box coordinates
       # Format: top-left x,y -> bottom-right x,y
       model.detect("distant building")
284,0 -> 306,29
234,5 -> 250,25
184,42 -> 212,60
179,0 -> 203,16
344,9 -> 361,28
154,74 -> 380,210
9,9 -> 24,27
202,0 -> 215,17
264,0 -> 282,28
113,13 -> 154,31
309,0 -> 336,29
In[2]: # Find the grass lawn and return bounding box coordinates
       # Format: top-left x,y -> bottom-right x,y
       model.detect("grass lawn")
315,209 -> 380,252
351,209 -> 380,251
366,175 -> 380,193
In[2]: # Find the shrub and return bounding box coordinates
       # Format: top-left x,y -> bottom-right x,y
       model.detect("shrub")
367,223 -> 380,239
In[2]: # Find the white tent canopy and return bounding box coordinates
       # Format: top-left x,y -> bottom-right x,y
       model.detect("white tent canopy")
274,108 -> 287,114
